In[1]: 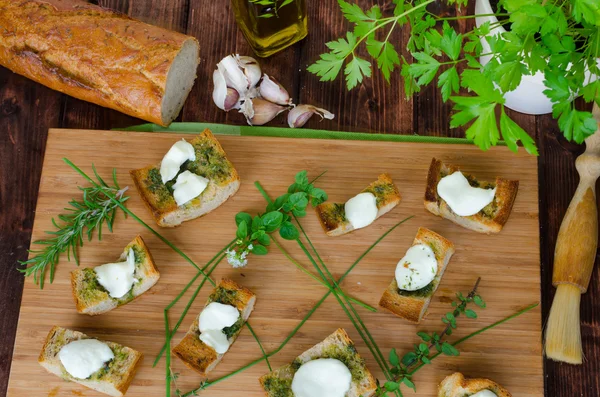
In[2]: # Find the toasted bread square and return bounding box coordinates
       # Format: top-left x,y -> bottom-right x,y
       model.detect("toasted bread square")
130,129 -> 240,227
379,227 -> 455,323
439,372 -> 512,397
172,278 -> 256,376
38,326 -> 143,397
259,328 -> 377,397
424,158 -> 519,233
71,235 -> 159,315
315,173 -> 401,236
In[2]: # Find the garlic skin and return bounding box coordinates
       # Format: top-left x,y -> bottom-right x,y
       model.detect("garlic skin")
217,55 -> 249,97
259,74 -> 292,106
237,56 -> 262,89
288,105 -> 335,128
241,98 -> 286,126
212,70 -> 240,111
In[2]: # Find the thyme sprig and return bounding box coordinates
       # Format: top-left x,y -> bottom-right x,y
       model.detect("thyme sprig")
18,166 -> 129,288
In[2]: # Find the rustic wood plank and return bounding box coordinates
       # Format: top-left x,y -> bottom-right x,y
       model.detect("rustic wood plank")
0,72 -> 62,397
7,129 -> 542,397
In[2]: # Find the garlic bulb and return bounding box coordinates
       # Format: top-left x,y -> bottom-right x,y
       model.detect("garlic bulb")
212,69 -> 240,111
288,105 -> 335,128
259,75 -> 292,106
241,98 -> 286,126
238,56 -> 262,89
217,55 -> 249,97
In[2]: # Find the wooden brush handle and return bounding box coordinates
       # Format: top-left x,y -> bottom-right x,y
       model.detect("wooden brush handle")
553,105 -> 600,292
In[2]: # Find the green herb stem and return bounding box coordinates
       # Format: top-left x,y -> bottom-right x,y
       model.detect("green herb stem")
246,322 -> 272,371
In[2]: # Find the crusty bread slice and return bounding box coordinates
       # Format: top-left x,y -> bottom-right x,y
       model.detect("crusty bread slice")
172,278 -> 256,376
130,129 -> 240,227
259,328 -> 377,397
71,235 -> 160,316
424,158 -> 519,234
38,326 -> 143,397
438,372 -> 512,397
315,173 -> 401,236
379,227 -> 455,323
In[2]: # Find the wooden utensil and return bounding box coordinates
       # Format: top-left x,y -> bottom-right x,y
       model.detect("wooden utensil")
545,103 -> 600,364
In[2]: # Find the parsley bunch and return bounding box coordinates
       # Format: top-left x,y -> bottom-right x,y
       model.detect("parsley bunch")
309,0 -> 600,154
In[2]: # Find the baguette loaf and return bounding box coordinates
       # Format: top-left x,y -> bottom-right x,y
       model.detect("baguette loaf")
130,129 -> 240,227
315,173 -> 401,236
38,326 -> 143,397
172,278 -> 256,376
424,158 -> 519,233
0,0 -> 199,126
71,235 -> 160,315
260,328 -> 377,397
439,372 -> 512,397
379,227 -> 455,323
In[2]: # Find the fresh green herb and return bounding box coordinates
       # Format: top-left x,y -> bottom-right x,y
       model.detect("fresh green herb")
249,0 -> 296,18
310,0 -> 600,154
18,166 -> 128,288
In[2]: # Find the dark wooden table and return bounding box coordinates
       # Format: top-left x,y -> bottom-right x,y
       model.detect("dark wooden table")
1,1 -> 599,396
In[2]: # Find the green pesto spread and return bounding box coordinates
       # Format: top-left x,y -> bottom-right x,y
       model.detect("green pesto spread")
145,167 -> 175,206
89,345 -> 129,381
363,181 -> 396,206
397,280 -> 436,298
131,245 -> 146,265
184,142 -> 232,183
322,203 -> 347,226
262,377 -> 294,397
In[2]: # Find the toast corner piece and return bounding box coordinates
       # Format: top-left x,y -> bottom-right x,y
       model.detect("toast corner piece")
438,372 -> 512,397
315,202 -> 351,236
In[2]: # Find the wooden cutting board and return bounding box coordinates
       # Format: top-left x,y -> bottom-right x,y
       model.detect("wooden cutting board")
7,128 -> 542,397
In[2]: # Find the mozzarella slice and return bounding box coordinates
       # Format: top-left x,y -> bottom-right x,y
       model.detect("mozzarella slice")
160,139 -> 196,183
94,249 -> 136,299
437,171 -> 496,217
199,329 -> 231,354
395,244 -> 437,291
172,171 -> 209,206
345,192 -> 378,229
58,339 -> 114,379
291,358 -> 352,397
199,302 -> 240,332
470,391 -> 498,397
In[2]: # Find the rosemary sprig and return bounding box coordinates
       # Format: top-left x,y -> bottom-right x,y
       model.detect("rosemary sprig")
18,165 -> 128,288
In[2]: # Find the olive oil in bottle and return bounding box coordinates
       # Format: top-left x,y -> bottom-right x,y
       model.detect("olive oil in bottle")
231,0 -> 307,58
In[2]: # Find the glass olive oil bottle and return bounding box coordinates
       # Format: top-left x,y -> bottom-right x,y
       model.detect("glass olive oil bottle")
231,0 -> 307,58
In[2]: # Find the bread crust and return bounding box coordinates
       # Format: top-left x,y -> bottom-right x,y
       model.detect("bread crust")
315,173 -> 401,236
438,372 -> 512,397
0,0 -> 199,126
130,129 -> 241,227
259,328 -> 377,397
172,278 -> 256,376
71,235 -> 160,315
38,326 -> 143,397
424,158 -> 519,234
379,227 -> 455,323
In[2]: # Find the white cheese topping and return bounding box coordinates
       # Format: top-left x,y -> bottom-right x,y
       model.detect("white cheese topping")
345,192 -> 378,229
94,249 -> 136,299
437,171 -> 496,217
160,139 -> 196,184
58,339 -> 114,379
291,358 -> 352,397
198,302 -> 240,354
395,244 -> 437,291
172,171 -> 209,207
470,390 -> 498,397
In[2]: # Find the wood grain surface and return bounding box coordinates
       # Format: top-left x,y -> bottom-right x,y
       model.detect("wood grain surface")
7,129 -> 542,396
0,0 -> 598,396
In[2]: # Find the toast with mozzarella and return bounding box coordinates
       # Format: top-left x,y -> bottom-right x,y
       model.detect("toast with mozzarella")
424,158 -> 518,233
259,328 -> 377,397
439,372 -> 512,397
38,326 -> 142,397
130,129 -> 240,227
71,235 -> 159,315
379,227 -> 455,323
172,278 -> 256,376
315,173 -> 401,236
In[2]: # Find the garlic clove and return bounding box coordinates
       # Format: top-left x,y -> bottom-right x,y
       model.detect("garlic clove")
212,69 -> 240,111
237,55 -> 262,89
218,55 -> 250,96
288,104 -> 335,128
241,98 -> 286,126
259,74 -> 292,106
